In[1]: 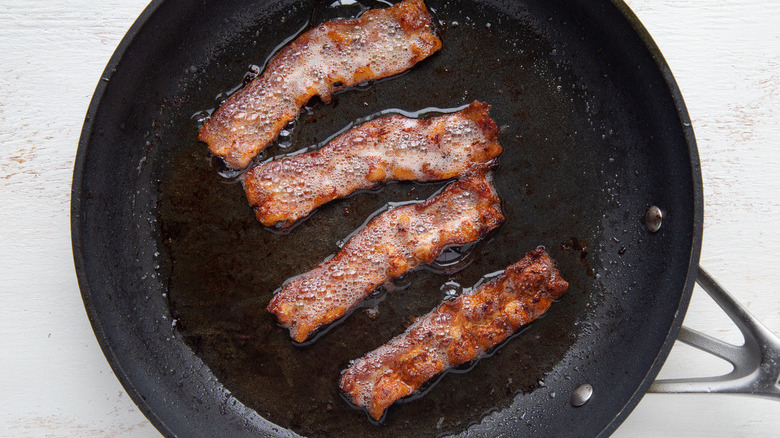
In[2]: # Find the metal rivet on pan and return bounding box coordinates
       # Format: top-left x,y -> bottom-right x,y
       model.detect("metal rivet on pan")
645,206 -> 663,233
571,383 -> 593,407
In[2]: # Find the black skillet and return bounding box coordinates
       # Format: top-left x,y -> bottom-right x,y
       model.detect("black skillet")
72,0 -> 712,436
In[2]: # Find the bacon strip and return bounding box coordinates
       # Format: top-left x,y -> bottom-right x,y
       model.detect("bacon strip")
199,0 -> 442,169
267,170 -> 505,343
244,101 -> 502,228
339,248 -> 568,420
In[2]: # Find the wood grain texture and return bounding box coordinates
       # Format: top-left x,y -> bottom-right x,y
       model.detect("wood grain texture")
617,1 -> 780,435
0,2 -> 157,436
0,0 -> 777,437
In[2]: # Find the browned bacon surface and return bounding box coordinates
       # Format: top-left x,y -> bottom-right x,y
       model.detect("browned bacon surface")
244,101 -> 502,228
339,248 -> 568,420
198,0 -> 442,169
266,170 -> 505,343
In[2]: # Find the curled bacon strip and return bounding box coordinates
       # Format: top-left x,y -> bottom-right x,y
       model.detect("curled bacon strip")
199,0 -> 442,168
244,101 -> 502,228
267,170 -> 505,343
339,248 -> 568,420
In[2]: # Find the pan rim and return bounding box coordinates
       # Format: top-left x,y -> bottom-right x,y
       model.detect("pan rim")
70,0 -> 705,437
593,1 -> 703,436
70,1 -> 174,436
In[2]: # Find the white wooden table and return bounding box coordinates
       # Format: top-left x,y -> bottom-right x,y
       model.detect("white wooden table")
1,1 -> 778,436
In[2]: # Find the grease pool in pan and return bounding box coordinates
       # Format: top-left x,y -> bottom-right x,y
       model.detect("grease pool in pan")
158,1 -> 609,436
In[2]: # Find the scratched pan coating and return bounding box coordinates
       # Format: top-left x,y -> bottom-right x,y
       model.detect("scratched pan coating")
72,0 -> 701,436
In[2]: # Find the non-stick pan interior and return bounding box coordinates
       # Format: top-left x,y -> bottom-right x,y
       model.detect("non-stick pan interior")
73,0 -> 700,436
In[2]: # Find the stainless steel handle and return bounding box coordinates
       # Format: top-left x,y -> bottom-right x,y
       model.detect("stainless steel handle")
649,267 -> 780,398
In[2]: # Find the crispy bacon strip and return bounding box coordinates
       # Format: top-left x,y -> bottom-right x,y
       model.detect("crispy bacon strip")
339,248 -> 568,420
199,0 -> 442,168
267,170 -> 505,343
244,101 -> 502,228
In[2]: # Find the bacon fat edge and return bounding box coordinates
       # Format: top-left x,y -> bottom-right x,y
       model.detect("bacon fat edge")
199,0 -> 442,168
267,169 -> 505,343
339,248 -> 568,420
244,101 -> 502,228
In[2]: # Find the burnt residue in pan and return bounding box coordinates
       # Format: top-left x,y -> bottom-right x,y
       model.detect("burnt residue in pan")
156,0 -> 653,436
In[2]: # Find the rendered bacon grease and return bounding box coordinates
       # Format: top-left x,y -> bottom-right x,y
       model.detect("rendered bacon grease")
340,248 -> 569,420
267,170 -> 505,342
244,101 -> 502,228
198,0 -> 442,168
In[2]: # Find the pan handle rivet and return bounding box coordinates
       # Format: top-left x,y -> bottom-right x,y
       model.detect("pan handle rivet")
645,206 -> 663,232
571,383 -> 593,407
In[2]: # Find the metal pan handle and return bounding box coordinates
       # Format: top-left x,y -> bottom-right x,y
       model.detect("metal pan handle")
648,266 -> 780,398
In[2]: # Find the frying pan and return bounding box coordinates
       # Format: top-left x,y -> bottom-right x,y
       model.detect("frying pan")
71,0 -> 780,436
